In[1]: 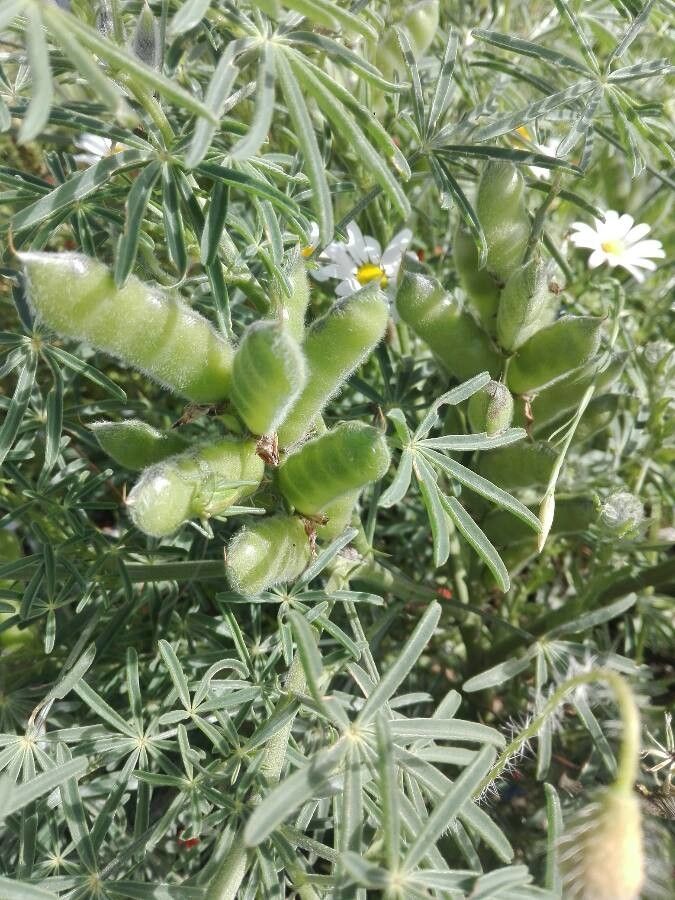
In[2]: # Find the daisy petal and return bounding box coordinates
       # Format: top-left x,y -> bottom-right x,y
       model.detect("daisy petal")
588,249 -> 608,269
624,222 -> 651,244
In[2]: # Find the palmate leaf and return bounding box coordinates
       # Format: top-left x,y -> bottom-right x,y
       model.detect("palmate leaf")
18,4 -> 53,144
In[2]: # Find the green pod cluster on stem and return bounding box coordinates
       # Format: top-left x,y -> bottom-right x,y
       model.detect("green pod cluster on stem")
496,256 -> 556,352
278,422 -> 390,517
90,419 -> 189,470
467,381 -> 514,435
230,321 -> 306,436
20,252 -> 234,402
226,514 -> 312,596
270,254 -> 311,344
507,316 -> 603,395
277,284 -> 389,448
478,441 -> 557,490
396,271 -> 502,381
476,162 -> 530,282
127,437 -> 263,537
453,224 -> 501,335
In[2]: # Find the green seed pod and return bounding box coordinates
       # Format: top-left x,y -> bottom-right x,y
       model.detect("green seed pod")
127,438 -> 263,537
226,514 -> 311,596
230,321 -> 306,436
20,252 -> 234,403
453,224 -> 501,335
476,162 -> 530,281
545,394 -> 620,445
278,422 -> 390,517
277,285 -> 388,448
90,419 -> 188,470
478,441 -> 557,490
528,352 -> 627,435
316,490 -> 360,542
467,381 -> 514,435
396,271 -> 502,380
507,317 -> 603,395
375,1 -> 439,79
270,255 -> 311,344
496,256 -> 556,351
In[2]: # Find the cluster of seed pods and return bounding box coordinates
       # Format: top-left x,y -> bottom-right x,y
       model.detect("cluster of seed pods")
21,252 -> 390,594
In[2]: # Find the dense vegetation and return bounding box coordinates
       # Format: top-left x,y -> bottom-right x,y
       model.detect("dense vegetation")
0,1 -> 673,898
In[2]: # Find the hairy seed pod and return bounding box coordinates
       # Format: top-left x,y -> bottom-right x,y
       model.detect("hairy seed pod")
127,438 -> 263,537
20,253 -> 234,403
453,224 -> 501,335
507,317 -> 603,395
396,271 -> 502,380
278,422 -> 390,517
316,491 -> 360,542
277,285 -> 388,448
558,787 -> 644,900
90,420 -> 188,470
231,321 -> 307,436
226,515 -> 311,596
467,381 -> 514,435
476,162 -> 530,281
270,255 -> 311,343
496,256 -> 556,351
528,353 -> 627,435
478,441 -> 557,490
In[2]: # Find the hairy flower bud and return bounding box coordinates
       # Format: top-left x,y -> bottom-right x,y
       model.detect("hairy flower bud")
599,491 -> 644,537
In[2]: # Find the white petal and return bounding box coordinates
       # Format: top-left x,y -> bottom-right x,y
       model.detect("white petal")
616,214 -> 635,238
624,222 -> 650,244
588,249 -> 608,269
570,233 -> 601,250
381,229 -> 412,267
335,277 -> 360,297
311,263 -> 340,282
362,235 -> 382,264
345,222 -> 367,264
623,256 -> 657,271
602,210 -> 620,226
627,239 -> 665,259
619,263 -> 645,282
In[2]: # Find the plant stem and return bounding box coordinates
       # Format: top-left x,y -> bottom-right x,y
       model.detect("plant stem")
476,668 -> 641,796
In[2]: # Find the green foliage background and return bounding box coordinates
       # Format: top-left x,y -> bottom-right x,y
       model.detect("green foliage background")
0,1 -> 673,897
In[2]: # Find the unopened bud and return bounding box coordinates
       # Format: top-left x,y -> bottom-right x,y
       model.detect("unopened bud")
467,380 -> 514,435
599,491 -> 643,537
537,491 -> 555,553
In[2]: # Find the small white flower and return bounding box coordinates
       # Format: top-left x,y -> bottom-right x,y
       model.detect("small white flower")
569,211 -> 665,282
312,222 -> 412,297
529,138 -> 562,180
74,133 -> 124,166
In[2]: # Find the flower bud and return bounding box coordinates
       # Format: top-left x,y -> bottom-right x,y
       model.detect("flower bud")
537,491 -> 555,553
226,515 -> 312,596
467,381 -> 514,435
599,491 -> 643,537
558,787 -> 644,900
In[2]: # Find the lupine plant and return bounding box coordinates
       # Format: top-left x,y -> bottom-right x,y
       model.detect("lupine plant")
0,1 -> 673,898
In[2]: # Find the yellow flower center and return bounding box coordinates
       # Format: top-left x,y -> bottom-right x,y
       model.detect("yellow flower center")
356,263 -> 387,287
515,125 -> 532,140
301,245 -> 315,258
601,239 -> 624,255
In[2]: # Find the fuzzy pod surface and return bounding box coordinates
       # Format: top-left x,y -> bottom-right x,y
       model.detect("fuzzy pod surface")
507,316 -> 603,395
316,490 -> 361,542
478,440 -> 557,490
396,271 -> 502,380
231,321 -> 306,436
467,381 -> 514,435
453,224 -> 501,335
21,252 -> 234,402
90,419 -> 188,470
270,255 -> 311,343
476,162 -> 530,282
226,514 -> 311,596
127,438 -> 263,537
278,422 -> 390,517
277,284 -> 388,448
496,256 -> 556,351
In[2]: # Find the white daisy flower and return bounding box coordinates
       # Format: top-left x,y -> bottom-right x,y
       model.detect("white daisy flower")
569,210 -> 665,282
74,133 -> 124,166
312,222 -> 412,297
